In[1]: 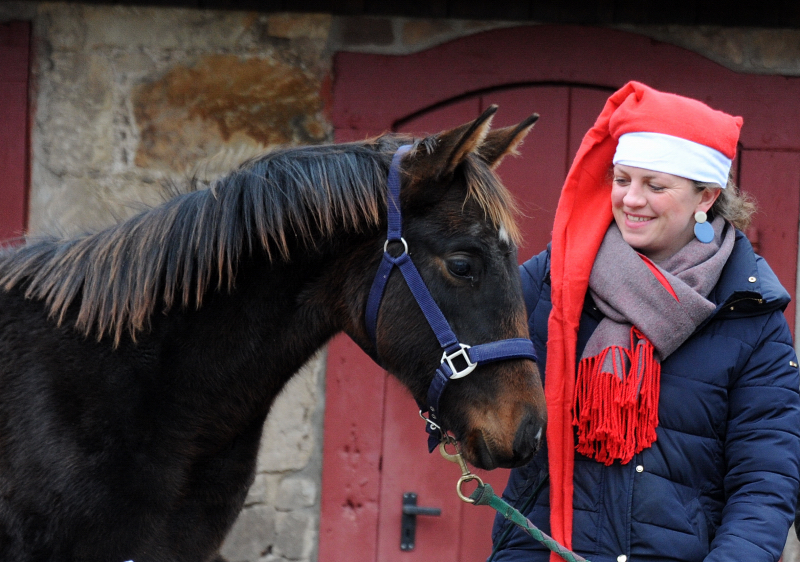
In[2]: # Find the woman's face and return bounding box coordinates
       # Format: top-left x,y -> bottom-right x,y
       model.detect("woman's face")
611,164 -> 720,262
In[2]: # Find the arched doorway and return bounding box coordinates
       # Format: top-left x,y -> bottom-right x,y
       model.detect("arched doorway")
320,25 -> 800,562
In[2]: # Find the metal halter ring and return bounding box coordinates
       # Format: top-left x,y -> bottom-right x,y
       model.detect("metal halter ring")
456,474 -> 484,504
384,237 -> 409,256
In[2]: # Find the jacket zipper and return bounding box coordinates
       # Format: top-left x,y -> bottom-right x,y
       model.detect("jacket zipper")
721,296 -> 764,312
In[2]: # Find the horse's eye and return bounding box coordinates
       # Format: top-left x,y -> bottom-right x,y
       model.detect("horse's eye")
447,257 -> 473,280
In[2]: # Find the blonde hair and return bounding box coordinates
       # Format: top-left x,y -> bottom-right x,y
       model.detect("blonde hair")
695,173 -> 756,231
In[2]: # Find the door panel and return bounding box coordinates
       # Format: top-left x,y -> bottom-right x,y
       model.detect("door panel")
568,88 -> 614,171
480,87 -> 570,260
738,150 -> 800,330
318,335 -> 386,562
0,21 -> 30,243
398,98 -> 482,136
375,376 -> 464,562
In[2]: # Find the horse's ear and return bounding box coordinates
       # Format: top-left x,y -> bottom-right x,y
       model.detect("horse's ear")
409,105 -> 499,180
479,113 -> 539,169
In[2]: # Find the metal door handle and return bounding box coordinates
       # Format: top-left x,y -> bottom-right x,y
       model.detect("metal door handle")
402,505 -> 442,516
401,492 -> 441,551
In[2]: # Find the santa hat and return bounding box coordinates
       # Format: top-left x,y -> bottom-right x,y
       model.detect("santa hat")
545,81 -> 742,560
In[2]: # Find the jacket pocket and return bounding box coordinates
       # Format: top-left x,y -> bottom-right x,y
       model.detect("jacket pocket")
631,476 -> 710,561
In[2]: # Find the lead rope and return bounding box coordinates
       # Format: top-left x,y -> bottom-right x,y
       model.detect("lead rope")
439,440 -> 590,562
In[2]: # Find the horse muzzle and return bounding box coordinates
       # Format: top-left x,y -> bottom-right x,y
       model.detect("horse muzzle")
461,405 -> 546,470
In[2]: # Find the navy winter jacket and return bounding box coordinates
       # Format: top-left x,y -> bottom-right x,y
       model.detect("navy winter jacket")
491,231 -> 800,562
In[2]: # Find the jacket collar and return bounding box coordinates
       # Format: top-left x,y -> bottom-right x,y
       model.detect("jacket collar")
708,228 -> 790,315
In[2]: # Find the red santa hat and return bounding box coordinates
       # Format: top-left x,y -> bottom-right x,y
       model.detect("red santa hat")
545,81 -> 742,560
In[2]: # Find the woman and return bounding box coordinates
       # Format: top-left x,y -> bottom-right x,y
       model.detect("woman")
491,82 -> 800,562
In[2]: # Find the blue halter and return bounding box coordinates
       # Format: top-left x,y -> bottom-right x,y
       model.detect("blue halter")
365,145 -> 538,452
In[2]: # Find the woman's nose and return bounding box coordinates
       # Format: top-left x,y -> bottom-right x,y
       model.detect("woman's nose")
622,182 -> 646,207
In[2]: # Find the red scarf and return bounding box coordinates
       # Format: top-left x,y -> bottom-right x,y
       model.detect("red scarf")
545,81 -> 741,561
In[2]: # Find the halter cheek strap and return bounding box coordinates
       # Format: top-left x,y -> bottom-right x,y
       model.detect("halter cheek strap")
365,145 -> 538,452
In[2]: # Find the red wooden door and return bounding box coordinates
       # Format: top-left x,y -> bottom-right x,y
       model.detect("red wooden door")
0,21 -> 30,243
321,25 -> 800,562
373,86 -> 610,562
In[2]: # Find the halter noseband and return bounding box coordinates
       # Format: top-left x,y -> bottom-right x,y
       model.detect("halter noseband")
365,145 -> 538,452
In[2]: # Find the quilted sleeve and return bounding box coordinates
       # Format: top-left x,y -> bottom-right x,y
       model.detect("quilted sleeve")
519,247 -> 550,321
706,310 -> 800,561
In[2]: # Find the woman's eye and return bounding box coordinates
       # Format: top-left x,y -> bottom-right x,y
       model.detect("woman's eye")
613,177 -> 629,186
648,183 -> 665,191
447,258 -> 473,279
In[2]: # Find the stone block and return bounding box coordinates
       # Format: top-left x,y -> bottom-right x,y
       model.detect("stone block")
274,511 -> 316,560
37,4 -> 87,51
275,478 -> 317,510
734,29 -> 800,73
34,52 -> 115,175
220,505 -> 277,562
616,25 -> 800,75
132,53 -> 328,173
82,5 -> 253,51
267,13 -> 331,41
257,354 -> 324,473
245,473 -> 282,507
26,171 -> 167,237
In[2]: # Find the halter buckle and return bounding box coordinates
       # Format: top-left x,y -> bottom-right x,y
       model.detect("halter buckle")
442,343 -> 477,379
419,409 -> 441,432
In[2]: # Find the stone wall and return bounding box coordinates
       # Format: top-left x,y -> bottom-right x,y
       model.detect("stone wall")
2,3 -> 800,561
6,5 -> 334,562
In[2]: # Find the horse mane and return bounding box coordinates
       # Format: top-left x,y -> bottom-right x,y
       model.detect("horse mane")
0,136 -> 520,345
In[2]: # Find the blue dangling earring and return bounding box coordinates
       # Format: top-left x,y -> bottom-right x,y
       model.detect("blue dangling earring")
694,211 -> 714,243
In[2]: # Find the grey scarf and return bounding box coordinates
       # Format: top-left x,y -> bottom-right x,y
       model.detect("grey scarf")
574,217 -> 735,464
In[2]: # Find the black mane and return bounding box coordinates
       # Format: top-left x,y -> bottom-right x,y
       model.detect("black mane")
0,135 -> 518,345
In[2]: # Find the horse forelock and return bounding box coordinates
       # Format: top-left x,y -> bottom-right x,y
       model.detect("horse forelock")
0,135 -> 519,346
459,155 -> 522,246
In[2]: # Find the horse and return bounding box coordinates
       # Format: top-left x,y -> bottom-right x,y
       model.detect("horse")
0,106 -> 546,562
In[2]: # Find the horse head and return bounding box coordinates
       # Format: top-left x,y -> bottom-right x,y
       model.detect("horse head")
349,107 -> 547,470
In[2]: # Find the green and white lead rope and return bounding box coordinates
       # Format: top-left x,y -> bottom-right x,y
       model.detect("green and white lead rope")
468,482 -> 590,562
439,441 -> 589,562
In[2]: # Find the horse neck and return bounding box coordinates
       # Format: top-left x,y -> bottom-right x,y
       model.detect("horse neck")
153,231 -> 380,417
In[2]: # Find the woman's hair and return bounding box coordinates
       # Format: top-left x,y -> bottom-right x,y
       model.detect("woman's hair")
696,173 -> 757,231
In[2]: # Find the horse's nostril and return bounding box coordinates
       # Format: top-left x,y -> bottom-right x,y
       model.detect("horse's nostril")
472,431 -> 497,471
513,412 -> 544,462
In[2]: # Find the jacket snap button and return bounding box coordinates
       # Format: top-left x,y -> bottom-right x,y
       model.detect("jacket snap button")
617,555 -> 628,562
748,276 -> 757,282
635,465 -> 644,473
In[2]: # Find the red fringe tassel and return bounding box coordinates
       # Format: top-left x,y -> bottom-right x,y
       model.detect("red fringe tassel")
573,327 -> 660,465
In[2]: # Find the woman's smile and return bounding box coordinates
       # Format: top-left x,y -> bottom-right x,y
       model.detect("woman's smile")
611,164 -> 719,262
